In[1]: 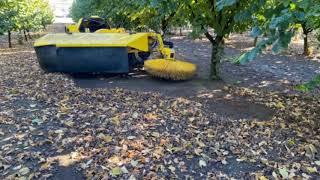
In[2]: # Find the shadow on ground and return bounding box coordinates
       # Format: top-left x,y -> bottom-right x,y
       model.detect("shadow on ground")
71,71 -> 274,122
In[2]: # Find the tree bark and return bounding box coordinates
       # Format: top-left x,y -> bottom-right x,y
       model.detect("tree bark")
8,31 -> 12,48
161,26 -> 168,37
253,37 -> 258,47
179,28 -> 182,36
210,36 -> 224,80
303,34 -> 309,56
26,29 -> 32,40
23,30 -> 28,41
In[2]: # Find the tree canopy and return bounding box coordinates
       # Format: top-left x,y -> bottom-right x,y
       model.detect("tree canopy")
0,0 -> 53,47
237,0 -> 320,64
70,0 -> 187,35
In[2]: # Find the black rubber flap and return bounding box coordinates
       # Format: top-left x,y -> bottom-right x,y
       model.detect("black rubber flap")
35,46 -> 129,73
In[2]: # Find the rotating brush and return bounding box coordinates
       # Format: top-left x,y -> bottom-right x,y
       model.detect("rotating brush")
144,59 -> 197,80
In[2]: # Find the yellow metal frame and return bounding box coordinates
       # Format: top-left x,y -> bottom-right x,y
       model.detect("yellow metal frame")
95,28 -> 126,33
35,33 -> 149,51
150,33 -> 175,60
66,18 -> 82,33
34,32 -> 174,60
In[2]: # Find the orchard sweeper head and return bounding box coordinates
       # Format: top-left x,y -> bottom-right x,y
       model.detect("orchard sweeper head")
34,32 -> 196,80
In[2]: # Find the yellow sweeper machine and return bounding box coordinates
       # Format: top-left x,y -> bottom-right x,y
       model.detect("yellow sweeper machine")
34,21 -> 196,80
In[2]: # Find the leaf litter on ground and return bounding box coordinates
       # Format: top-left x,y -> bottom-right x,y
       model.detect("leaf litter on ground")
0,43 -> 319,179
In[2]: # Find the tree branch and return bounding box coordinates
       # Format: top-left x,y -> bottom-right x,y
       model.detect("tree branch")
205,31 -> 215,44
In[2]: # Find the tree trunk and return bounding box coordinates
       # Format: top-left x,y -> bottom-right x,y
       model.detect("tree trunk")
253,37 -> 258,47
23,30 -> 28,41
210,36 -> 224,80
8,31 -> 12,48
17,30 -> 24,45
302,23 -> 311,56
26,29 -> 32,40
303,34 -> 309,56
161,27 -> 167,37
179,28 -> 183,36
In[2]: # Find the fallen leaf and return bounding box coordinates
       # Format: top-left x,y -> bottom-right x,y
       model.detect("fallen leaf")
305,144 -> 318,159
110,167 -> 121,177
144,113 -> 157,121
18,167 -> 30,175
279,168 -> 289,179
302,173 -> 311,179
275,102 -> 285,109
32,118 -> 43,125
128,175 -> 136,180
130,160 -> 138,167
199,159 -> 207,167
127,136 -> 136,140
221,160 -> 228,165
153,147 -> 164,159
54,129 -> 64,134
306,166 -> 317,173
121,166 -> 129,174
97,133 -> 113,143
112,115 -> 121,126
272,171 -> 279,179
151,132 -> 160,138
168,165 -> 176,173
259,176 -> 268,180
132,112 -> 139,119
108,156 -> 121,165
64,120 -> 74,127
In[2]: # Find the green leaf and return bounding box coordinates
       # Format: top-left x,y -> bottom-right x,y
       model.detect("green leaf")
250,26 -> 262,37
216,0 -> 237,11
235,49 -> 258,65
296,75 -> 320,92
271,31 -> 293,53
234,11 -> 251,22
296,0 -> 311,10
269,12 -> 292,30
294,12 -> 305,21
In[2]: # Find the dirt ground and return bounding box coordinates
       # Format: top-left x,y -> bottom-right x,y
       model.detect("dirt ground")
173,33 -> 320,92
0,31 -> 320,179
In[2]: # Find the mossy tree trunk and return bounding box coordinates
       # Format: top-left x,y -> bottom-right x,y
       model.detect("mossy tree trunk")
205,32 -> 224,80
210,37 -> 224,80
